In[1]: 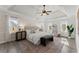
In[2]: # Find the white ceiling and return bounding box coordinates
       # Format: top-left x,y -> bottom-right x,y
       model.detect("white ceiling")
0,5 -> 12,9
59,5 -> 78,16
0,5 -> 78,21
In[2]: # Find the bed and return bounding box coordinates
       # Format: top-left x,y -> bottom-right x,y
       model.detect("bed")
26,30 -> 53,45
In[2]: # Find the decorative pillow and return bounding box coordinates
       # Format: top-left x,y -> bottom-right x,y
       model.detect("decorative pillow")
30,30 -> 36,33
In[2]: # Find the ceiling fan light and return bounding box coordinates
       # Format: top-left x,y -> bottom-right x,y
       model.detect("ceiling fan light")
43,13 -> 47,16
40,5 -> 51,16
41,13 -> 48,16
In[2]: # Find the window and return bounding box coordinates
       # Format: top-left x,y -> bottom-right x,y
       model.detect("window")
61,21 -> 67,33
8,16 -> 18,33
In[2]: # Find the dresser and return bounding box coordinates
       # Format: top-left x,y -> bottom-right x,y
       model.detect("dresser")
16,31 -> 26,41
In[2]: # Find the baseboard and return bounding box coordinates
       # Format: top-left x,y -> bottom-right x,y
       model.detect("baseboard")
0,39 -> 15,44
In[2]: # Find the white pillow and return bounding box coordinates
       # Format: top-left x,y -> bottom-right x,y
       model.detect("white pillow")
26,30 -> 31,35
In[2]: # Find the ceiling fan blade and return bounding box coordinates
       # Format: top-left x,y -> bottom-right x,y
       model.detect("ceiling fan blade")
47,11 -> 52,12
51,10 -> 58,14
46,12 -> 49,15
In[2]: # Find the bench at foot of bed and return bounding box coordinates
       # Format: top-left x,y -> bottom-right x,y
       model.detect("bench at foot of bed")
40,35 -> 53,46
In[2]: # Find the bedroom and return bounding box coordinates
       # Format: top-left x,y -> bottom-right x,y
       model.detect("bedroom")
0,5 -> 78,53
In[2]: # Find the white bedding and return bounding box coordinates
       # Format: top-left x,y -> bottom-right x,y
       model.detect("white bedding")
27,31 -> 52,45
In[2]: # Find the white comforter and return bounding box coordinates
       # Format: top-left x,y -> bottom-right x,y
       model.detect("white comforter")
27,32 -> 52,45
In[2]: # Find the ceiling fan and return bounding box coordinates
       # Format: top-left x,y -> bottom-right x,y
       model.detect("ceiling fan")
41,5 -> 52,16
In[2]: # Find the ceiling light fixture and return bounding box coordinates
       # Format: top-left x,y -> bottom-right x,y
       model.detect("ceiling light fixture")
41,5 -> 52,16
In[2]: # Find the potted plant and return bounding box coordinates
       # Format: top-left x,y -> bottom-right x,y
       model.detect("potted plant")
67,24 -> 74,38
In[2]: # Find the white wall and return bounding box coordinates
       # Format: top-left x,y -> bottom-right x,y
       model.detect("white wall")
0,11 -> 20,44
0,12 -> 9,44
75,8 -> 79,52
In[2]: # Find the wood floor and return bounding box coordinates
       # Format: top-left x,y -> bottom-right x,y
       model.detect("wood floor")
0,37 -> 76,53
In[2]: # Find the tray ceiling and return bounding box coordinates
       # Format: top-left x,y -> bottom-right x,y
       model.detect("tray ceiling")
0,5 -> 77,20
